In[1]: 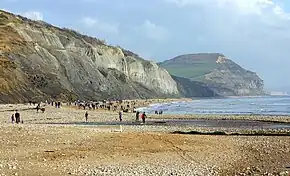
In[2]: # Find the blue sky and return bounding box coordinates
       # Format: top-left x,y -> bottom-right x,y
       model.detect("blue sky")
1,0 -> 290,90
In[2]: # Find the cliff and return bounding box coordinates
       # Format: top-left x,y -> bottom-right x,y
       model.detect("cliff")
0,10 -> 179,103
159,53 -> 264,97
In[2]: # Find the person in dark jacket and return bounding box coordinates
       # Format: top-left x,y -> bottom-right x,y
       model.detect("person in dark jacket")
36,103 -> 40,112
85,111 -> 89,122
11,114 -> 15,123
119,111 -> 123,122
135,111 -> 140,121
15,110 -> 20,124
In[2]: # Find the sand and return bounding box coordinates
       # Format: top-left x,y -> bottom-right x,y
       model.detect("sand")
0,103 -> 289,176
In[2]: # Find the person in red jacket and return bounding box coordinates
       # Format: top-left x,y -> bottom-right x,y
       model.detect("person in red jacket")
141,112 -> 146,124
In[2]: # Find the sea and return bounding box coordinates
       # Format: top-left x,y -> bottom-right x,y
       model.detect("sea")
137,96 -> 290,115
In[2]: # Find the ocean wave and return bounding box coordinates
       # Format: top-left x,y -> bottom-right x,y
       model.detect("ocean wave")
143,96 -> 290,115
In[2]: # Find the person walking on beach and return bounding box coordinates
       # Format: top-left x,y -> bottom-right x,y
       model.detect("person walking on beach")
36,103 -> 40,112
85,111 -> 88,122
15,110 -> 20,124
119,111 -> 123,122
141,112 -> 146,124
11,114 -> 15,123
135,111 -> 140,121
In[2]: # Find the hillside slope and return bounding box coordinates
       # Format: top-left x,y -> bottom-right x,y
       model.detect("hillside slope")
0,10 -> 179,103
159,53 -> 264,96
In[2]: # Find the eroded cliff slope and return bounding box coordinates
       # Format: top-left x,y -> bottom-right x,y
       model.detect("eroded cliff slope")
0,10 -> 178,103
159,53 -> 264,97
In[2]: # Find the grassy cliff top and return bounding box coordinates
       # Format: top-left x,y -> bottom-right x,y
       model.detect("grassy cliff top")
158,53 -> 225,80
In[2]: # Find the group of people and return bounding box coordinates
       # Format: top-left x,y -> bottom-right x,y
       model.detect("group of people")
11,99 -> 151,125
75,100 -> 137,113
155,110 -> 163,115
48,101 -> 61,108
119,111 -> 147,123
11,110 -> 22,124
83,110 -> 147,124
135,111 -> 147,123
36,103 -> 46,113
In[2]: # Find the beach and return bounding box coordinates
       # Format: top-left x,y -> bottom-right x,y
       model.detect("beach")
0,102 -> 289,176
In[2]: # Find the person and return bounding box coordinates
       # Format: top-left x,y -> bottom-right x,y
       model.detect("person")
85,111 -> 88,122
11,114 -> 15,123
141,112 -> 146,124
135,111 -> 140,121
119,111 -> 123,122
36,103 -> 40,112
15,110 -> 20,124
40,108 -> 45,113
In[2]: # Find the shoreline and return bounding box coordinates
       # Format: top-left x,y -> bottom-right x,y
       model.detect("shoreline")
135,97 -> 290,124
1,98 -> 290,124
147,114 -> 290,123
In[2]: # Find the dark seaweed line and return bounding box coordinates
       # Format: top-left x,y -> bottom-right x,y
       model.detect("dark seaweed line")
172,131 -> 290,136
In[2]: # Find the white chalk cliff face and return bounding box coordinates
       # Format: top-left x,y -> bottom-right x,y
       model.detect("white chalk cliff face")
0,10 -> 178,103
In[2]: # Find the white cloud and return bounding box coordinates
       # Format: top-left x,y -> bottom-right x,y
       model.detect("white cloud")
165,0 -> 290,21
82,17 -> 119,34
22,11 -> 43,21
135,20 -> 171,41
272,5 -> 290,21
1,9 -> 44,21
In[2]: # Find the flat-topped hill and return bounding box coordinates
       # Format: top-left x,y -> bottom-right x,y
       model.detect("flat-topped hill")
159,53 -> 264,96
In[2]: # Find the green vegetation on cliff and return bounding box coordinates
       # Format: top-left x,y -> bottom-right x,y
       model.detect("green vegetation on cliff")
158,53 -> 221,81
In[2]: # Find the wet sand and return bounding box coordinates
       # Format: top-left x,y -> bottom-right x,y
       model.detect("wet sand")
0,103 -> 289,176
34,119 -> 290,131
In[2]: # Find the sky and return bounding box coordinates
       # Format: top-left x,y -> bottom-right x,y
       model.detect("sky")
1,0 -> 290,90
